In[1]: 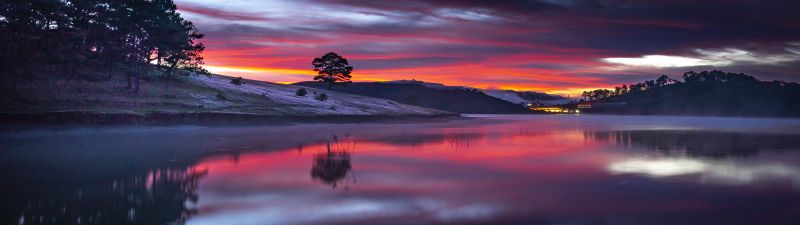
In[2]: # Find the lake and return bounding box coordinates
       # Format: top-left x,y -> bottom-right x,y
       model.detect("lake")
2,115 -> 800,225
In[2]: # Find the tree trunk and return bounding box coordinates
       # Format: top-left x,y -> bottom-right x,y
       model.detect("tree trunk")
162,62 -> 177,77
326,82 -> 332,90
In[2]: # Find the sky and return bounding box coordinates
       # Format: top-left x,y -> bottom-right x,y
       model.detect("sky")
174,0 -> 800,96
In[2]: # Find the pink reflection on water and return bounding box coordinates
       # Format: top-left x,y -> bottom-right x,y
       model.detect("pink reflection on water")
185,116 -> 800,225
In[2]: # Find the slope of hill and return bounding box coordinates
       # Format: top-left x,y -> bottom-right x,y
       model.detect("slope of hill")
295,81 -> 531,114
484,90 -> 567,105
584,71 -> 800,117
0,72 -> 452,124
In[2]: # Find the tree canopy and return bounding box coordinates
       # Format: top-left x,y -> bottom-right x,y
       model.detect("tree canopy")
577,70 -> 800,117
312,52 -> 353,89
581,74 -> 682,101
0,0 -> 206,93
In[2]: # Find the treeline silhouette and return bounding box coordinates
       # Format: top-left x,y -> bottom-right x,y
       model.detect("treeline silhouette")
581,75 -> 681,101
0,0 -> 205,93
578,70 -> 800,117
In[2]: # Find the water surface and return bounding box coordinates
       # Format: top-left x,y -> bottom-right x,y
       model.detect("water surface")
2,115 -> 800,225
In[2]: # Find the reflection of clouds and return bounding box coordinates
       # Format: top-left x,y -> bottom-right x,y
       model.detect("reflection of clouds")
608,158 -> 800,187
701,162 -> 800,186
418,200 -> 501,221
188,199 -> 393,225
188,197 -> 502,225
609,158 -> 706,176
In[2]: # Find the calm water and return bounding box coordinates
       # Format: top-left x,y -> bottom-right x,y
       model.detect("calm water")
2,115 -> 800,225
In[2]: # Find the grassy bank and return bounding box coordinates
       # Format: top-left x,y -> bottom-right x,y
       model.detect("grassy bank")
0,68 -> 453,125
0,111 -> 460,126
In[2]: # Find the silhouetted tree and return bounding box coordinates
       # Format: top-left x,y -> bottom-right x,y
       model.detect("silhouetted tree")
645,80 -> 656,89
582,89 -> 614,101
311,52 -> 353,89
682,70 -> 756,84
581,91 -> 590,101
656,75 -> 669,86
0,0 -> 205,94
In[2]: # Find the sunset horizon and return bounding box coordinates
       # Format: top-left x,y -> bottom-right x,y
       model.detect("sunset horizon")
175,0 -> 800,95
3,1 -> 800,225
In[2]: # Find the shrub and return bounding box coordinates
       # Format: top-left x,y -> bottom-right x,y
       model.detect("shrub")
296,88 -> 308,96
216,91 -> 226,100
230,77 -> 243,85
315,93 -> 328,101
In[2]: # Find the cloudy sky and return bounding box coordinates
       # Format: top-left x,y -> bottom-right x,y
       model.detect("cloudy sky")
174,0 -> 800,95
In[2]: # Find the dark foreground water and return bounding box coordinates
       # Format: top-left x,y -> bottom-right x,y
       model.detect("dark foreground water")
2,115 -> 800,225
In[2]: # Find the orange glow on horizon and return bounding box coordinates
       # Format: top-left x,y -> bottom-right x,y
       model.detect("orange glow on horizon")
198,43 -> 624,96
204,63 -> 614,96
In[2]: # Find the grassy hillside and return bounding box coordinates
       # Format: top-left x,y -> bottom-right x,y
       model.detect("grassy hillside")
295,81 -> 530,114
0,71 -> 450,118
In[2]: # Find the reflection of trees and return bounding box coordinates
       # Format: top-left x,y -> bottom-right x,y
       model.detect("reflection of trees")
310,135 -> 356,189
1,167 -> 207,225
585,130 -> 800,158
446,134 -> 472,151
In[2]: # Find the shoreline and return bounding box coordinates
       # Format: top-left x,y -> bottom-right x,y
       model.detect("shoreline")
0,111 -> 462,127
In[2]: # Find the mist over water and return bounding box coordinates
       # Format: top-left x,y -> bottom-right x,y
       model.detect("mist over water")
2,115 -> 800,225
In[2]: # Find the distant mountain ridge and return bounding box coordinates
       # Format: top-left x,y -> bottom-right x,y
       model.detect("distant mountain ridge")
484,89 -> 567,105
383,80 -> 480,91
295,80 -> 530,114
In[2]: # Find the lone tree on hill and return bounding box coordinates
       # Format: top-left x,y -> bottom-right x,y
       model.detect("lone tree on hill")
312,52 -> 353,89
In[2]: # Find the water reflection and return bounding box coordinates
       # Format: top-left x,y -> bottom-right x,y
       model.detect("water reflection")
585,130 -> 800,158
2,116 -> 800,225
311,135 -> 356,189
591,130 -> 800,187
608,157 -> 800,186
1,166 -> 205,225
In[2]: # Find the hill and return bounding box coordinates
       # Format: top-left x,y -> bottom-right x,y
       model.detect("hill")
579,71 -> 800,117
484,90 -> 568,105
295,80 -> 531,114
0,71 -> 451,123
